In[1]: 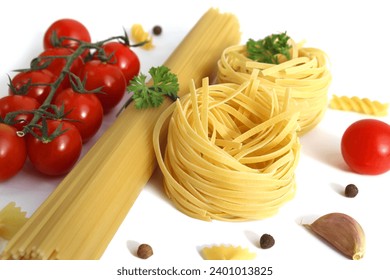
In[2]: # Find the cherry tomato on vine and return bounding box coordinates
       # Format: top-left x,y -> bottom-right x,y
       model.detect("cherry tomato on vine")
43,18 -> 91,52
8,69 -> 61,104
38,47 -> 84,88
97,41 -> 140,83
0,95 -> 40,131
53,88 -> 103,142
0,123 -> 27,181
78,60 -> 127,113
26,119 -> 82,176
341,119 -> 390,175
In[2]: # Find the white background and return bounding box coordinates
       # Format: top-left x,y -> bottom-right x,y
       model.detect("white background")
0,0 -> 389,279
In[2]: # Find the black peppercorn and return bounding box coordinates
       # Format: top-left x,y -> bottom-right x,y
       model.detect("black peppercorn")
152,25 -> 162,35
259,233 -> 275,249
345,184 -> 358,198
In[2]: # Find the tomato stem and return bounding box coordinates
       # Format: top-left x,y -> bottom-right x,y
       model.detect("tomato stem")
17,34 -> 131,136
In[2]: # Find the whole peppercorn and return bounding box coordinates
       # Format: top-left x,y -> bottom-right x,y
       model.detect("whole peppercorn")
259,233 -> 275,249
152,25 -> 162,36
137,243 -> 153,259
345,184 -> 359,198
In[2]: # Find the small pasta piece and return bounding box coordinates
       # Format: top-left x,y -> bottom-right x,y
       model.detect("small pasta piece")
201,245 -> 256,260
0,202 -> 28,240
130,24 -> 154,50
329,95 -> 388,116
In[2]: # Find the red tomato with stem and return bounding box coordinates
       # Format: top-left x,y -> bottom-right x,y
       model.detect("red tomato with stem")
0,95 -> 40,131
53,88 -> 104,142
0,123 -> 27,181
26,119 -> 82,176
38,47 -> 84,88
97,41 -> 140,83
341,119 -> 390,175
8,69 -> 61,104
43,18 -> 91,51
78,60 -> 126,113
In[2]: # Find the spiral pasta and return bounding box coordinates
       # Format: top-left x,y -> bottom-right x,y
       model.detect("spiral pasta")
153,70 -> 300,221
217,41 -> 331,135
329,95 -> 388,116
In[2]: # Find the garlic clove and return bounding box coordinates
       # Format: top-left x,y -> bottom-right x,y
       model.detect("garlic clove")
304,212 -> 366,260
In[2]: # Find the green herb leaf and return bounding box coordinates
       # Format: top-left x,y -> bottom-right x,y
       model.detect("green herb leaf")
127,66 -> 179,109
246,32 -> 292,64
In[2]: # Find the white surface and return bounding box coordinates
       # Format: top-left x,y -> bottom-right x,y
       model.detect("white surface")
0,0 -> 389,278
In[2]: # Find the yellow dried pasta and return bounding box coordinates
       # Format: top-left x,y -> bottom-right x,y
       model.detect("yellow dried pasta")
329,95 -> 388,116
153,70 -> 300,221
217,40 -> 332,135
130,23 -> 154,50
0,202 -> 28,240
201,245 -> 256,260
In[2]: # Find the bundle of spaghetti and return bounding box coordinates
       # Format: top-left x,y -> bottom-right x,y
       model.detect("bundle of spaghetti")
153,70 -> 301,221
329,94 -> 388,116
0,8 -> 240,260
217,41 -> 332,135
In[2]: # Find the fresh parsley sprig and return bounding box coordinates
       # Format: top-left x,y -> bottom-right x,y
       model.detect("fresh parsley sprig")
246,32 -> 292,64
126,66 -> 179,110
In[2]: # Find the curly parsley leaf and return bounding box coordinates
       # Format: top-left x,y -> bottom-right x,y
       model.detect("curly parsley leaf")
246,32 -> 292,64
127,66 -> 179,109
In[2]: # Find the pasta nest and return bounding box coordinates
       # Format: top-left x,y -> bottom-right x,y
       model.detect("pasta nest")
217,41 -> 332,135
153,71 -> 301,221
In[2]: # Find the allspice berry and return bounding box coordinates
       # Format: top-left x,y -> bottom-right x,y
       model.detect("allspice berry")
345,184 -> 358,198
152,25 -> 162,35
259,233 -> 275,249
137,243 -> 153,259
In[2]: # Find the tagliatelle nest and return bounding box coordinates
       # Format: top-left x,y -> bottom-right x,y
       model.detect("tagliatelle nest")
217,41 -> 332,135
153,70 -> 301,221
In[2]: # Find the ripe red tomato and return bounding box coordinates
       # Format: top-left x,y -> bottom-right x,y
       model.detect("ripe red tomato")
43,18 -> 91,51
26,120 -> 82,176
38,47 -> 84,88
97,42 -> 140,83
0,95 -> 40,131
341,119 -> 390,175
0,123 -> 27,181
53,88 -> 103,142
8,69 -> 60,104
78,60 -> 126,113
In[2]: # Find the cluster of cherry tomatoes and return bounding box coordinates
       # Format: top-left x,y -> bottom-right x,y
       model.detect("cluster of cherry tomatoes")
0,19 -> 141,181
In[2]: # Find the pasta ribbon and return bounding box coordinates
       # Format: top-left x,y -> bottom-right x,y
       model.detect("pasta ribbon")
217,42 -> 332,135
153,71 -> 300,221
329,95 -> 388,116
